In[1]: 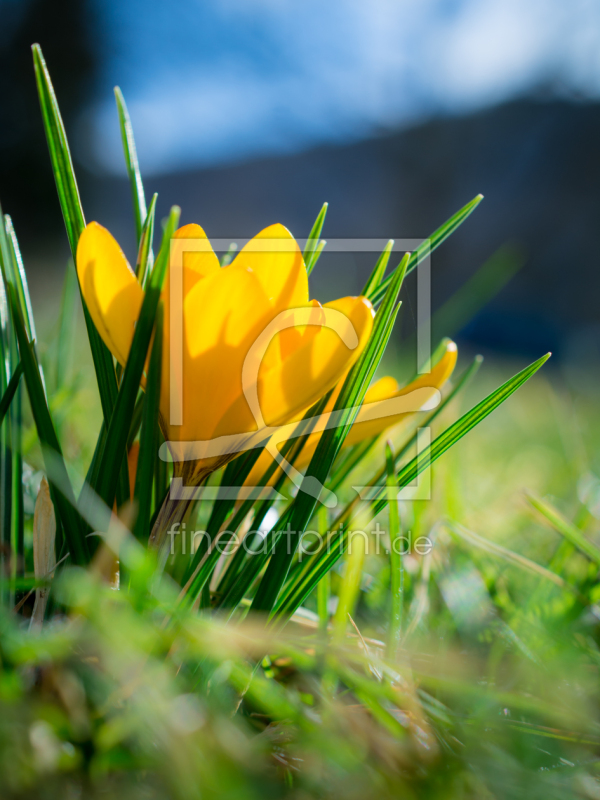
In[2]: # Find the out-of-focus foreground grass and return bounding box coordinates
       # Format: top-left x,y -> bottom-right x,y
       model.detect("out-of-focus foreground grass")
3,344 -> 599,800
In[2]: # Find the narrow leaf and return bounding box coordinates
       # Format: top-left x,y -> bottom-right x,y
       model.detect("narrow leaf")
92,206 -> 180,514
115,86 -> 148,243
526,491 -> 600,566
446,520 -> 581,597
136,193 -> 157,288
304,202 -> 328,274
307,240 -> 326,275
332,520 -> 367,644
0,203 -> 88,565
32,43 -> 119,423
385,441 -> 403,659
362,240 -> 393,297
368,194 -> 484,306
133,303 -> 163,541
0,364 -> 22,428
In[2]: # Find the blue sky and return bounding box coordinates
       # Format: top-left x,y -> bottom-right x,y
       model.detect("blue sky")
79,0 -> 600,175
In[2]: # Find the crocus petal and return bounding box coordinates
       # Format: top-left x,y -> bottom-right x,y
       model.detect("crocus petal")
206,294 -> 373,469
244,340 -> 457,487
171,223 -> 220,299
363,375 -> 400,403
164,258 -> 275,445
230,224 -> 308,311
257,295 -> 375,427
76,222 -> 143,365
229,224 -> 308,375
168,226 -> 317,446
342,340 -> 457,447
160,224 -> 221,423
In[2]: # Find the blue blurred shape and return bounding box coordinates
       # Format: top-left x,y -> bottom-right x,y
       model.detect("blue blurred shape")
81,0 -> 600,175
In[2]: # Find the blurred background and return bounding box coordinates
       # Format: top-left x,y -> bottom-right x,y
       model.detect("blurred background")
1,0 -> 600,372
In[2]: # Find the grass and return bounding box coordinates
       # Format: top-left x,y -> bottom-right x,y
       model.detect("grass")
0,43 -> 598,799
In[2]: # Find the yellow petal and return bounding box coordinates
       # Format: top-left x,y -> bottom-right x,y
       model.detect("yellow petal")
215,295 -> 373,480
221,220 -> 309,399
278,298 -> 324,362
208,294 -> 373,444
76,222 -> 143,365
161,223 -> 221,423
229,224 -> 308,310
164,258 -> 275,445
257,295 -> 375,427
364,375 -> 400,403
167,225 -> 316,446
171,223 -> 220,299
343,340 -> 458,446
244,340 -> 457,486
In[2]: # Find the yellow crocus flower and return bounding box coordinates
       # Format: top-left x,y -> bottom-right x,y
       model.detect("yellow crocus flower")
76,221 -> 375,506
244,339 -> 457,488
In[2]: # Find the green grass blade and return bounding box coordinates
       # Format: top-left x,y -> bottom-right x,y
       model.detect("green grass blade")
220,243 -> 238,267
32,44 -> 119,423
362,240 -> 393,297
526,491 -> 600,566
115,87 -> 148,243
0,275 -> 12,605
10,368 -> 23,589
0,203 -> 88,565
307,240 -> 326,275
127,392 -> 145,449
136,193 -> 157,288
316,507 -> 330,633
328,438 -> 379,493
32,44 -> 84,254
385,442 -> 403,659
304,203 -> 328,274
391,353 -> 550,496
92,206 -> 180,513
445,520 -> 581,598
331,520 -> 367,644
5,218 -> 36,344
0,363 -> 22,425
5,219 -> 31,583
252,253 -> 409,615
82,420 -> 106,497
133,303 -> 163,542
154,432 -> 169,519
368,194 -> 484,306
5,217 -> 46,392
